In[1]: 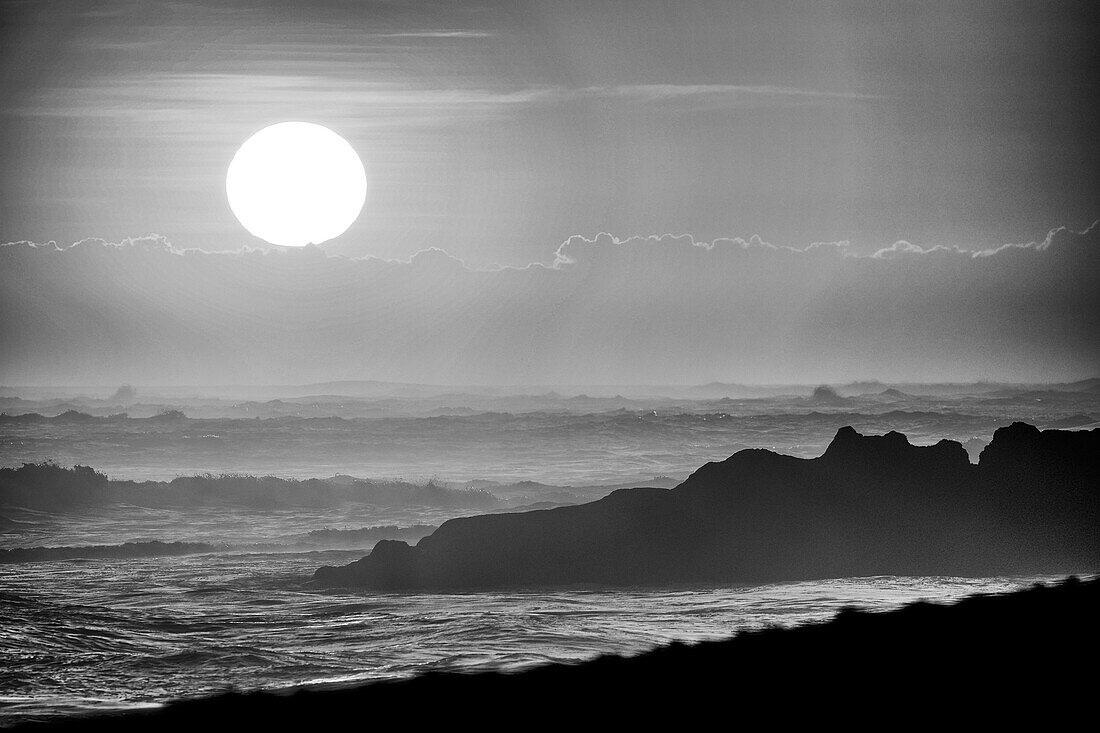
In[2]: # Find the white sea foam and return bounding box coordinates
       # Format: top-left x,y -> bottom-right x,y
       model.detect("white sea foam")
0,540 -> 1056,726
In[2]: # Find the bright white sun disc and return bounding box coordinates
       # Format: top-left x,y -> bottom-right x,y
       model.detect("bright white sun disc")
226,122 -> 367,246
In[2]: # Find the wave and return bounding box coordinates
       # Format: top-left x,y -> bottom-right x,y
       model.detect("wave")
0,541 -> 221,563
4,400 -> 1094,495
0,523 -> 443,563
299,524 -> 436,547
0,464 -> 501,512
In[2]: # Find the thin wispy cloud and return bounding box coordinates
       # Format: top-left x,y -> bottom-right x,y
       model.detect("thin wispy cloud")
372,30 -> 497,39
578,84 -> 880,104
10,73 -> 876,129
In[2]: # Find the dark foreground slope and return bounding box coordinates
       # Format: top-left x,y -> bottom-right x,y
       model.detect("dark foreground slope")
14,577 -> 1098,730
315,423 -> 1099,589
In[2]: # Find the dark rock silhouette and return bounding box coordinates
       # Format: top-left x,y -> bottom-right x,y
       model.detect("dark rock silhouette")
807,384 -> 851,405
314,423 -> 1099,589
15,577 -> 1097,730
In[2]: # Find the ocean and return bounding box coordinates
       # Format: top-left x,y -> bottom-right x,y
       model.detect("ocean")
2,399 -> 1094,726
0,519 -> 1054,726
0,405 -> 1047,484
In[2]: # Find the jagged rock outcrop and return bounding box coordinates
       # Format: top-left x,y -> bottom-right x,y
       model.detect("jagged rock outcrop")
313,423 -> 1099,589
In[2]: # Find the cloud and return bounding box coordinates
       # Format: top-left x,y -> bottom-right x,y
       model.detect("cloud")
1,224 -> 1096,386
871,241 -> 966,258
371,30 -> 497,39
971,220 -> 1100,257
572,84 -> 880,106
10,72 -> 876,134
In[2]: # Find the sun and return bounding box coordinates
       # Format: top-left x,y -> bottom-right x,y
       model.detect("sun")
226,122 -> 367,246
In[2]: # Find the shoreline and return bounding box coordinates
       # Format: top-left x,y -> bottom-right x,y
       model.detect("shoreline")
10,575 -> 1096,730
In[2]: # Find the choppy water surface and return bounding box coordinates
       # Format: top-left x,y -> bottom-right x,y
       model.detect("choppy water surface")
3,396 -> 1095,726
0,546 -> 1052,726
0,407 -> 1044,484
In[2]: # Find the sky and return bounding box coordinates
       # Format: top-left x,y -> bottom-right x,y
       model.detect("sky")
3,0 -> 1098,265
0,0 -> 1097,385
1,224 -> 1097,386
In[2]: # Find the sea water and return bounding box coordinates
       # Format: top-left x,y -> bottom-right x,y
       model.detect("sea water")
0,537 -> 1053,726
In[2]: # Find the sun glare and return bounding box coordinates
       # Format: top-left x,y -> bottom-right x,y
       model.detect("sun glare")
226,122 -> 367,246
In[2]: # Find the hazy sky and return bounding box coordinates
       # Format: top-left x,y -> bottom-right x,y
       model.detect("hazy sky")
2,0 -> 1097,266
1,1 -> 1097,386
2,224 -> 1096,386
